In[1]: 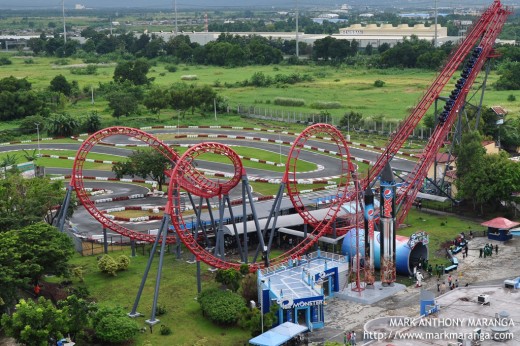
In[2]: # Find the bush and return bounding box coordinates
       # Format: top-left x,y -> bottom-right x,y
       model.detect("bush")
0,57 -> 12,65
116,255 -> 130,271
19,115 -> 46,134
97,255 -> 118,276
310,101 -> 342,109
507,94 -> 516,102
374,79 -> 386,87
160,324 -> 172,335
165,65 -> 178,72
198,288 -> 245,325
273,97 -> 305,107
24,59 -> 34,64
93,306 -> 140,343
82,111 -> 101,133
155,304 -> 167,316
70,65 -> 97,75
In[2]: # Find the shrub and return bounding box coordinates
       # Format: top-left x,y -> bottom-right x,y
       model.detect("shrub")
155,304 -> 167,316
198,288 -> 245,325
19,115 -> 46,134
273,97 -> 305,107
374,79 -> 386,87
165,65 -> 178,72
93,306 -> 140,343
215,268 -> 242,292
70,65 -> 97,75
82,111 -> 101,133
24,59 -> 34,64
239,264 -> 250,276
310,101 -> 342,109
0,57 -> 12,65
160,324 -> 172,335
116,254 -> 130,271
97,255 -> 118,276
507,94 -> 516,102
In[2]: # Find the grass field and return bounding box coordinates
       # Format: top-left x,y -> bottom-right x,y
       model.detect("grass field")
398,209 -> 486,267
1,54 -> 518,133
56,208 -> 487,345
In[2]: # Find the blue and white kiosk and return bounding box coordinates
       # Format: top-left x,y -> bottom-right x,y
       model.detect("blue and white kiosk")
257,250 -> 349,331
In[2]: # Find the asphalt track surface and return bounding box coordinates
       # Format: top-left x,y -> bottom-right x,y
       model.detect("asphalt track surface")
1,128 -> 416,239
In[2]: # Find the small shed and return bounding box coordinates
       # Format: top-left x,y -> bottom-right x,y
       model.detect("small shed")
481,217 -> 519,241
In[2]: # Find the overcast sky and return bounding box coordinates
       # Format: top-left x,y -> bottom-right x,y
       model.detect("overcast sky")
1,1 -> 510,10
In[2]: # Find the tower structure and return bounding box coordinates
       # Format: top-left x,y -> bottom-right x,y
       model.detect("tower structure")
363,186 -> 375,287
379,163 -> 396,285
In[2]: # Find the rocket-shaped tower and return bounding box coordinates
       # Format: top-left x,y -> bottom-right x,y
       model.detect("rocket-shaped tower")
363,186 -> 375,287
379,163 -> 397,286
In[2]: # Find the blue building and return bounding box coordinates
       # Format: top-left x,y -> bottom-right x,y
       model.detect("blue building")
258,250 -> 349,331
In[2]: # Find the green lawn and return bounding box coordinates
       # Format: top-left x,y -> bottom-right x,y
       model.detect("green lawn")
398,209 -> 486,267
67,250 -> 251,345
2,55 -> 517,132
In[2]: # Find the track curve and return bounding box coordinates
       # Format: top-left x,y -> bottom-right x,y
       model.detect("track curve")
71,127 -> 180,243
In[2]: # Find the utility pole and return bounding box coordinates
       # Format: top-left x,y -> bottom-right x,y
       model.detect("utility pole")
295,0 -> 299,58
35,123 -> 41,158
434,0 -> 438,47
174,0 -> 178,34
62,0 -> 67,44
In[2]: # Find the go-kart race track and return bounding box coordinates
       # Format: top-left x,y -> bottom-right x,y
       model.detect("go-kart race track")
1,125 -> 416,244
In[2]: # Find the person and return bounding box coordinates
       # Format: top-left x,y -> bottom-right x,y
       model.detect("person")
464,245 -> 469,257
346,331 -> 351,345
455,279 -> 459,288
344,331 -> 348,345
440,282 -> 446,294
351,331 -> 356,346
447,274 -> 452,286
469,230 -> 473,239
437,278 -> 441,292
33,283 -> 41,297
479,248 -> 483,258
495,244 -> 498,255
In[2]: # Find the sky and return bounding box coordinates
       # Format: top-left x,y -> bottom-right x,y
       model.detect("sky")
0,1 -> 507,10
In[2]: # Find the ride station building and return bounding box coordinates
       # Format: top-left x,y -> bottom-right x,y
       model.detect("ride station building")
257,250 -> 349,331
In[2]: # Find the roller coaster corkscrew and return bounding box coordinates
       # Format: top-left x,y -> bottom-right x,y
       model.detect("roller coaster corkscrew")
56,0 -> 510,325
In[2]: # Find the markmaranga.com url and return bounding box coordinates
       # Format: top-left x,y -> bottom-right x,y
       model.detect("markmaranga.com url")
364,330 -> 514,341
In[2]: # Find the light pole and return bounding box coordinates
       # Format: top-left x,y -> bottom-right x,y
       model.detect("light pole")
35,122 -> 41,158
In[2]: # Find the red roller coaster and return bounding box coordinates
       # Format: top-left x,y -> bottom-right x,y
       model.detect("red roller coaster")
70,0 -> 511,272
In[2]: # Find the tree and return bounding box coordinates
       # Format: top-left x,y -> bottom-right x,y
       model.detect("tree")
0,173 -> 70,229
46,113 -> 80,137
454,131 -> 486,183
49,74 -> 72,96
82,111 -> 102,133
339,111 -> 363,130
143,87 -> 169,118
57,295 -> 94,340
13,223 -> 74,282
0,77 -> 45,121
113,59 -> 151,85
112,149 -> 175,190
458,152 -> 520,214
1,297 -> 68,345
107,90 -> 140,118
495,61 -> 520,90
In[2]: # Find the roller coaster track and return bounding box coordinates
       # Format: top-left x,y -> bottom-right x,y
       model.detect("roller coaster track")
70,1 -> 510,271
358,0 -> 511,225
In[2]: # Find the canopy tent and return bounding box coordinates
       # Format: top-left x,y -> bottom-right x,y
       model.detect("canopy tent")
249,322 -> 308,346
481,217 -> 520,230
